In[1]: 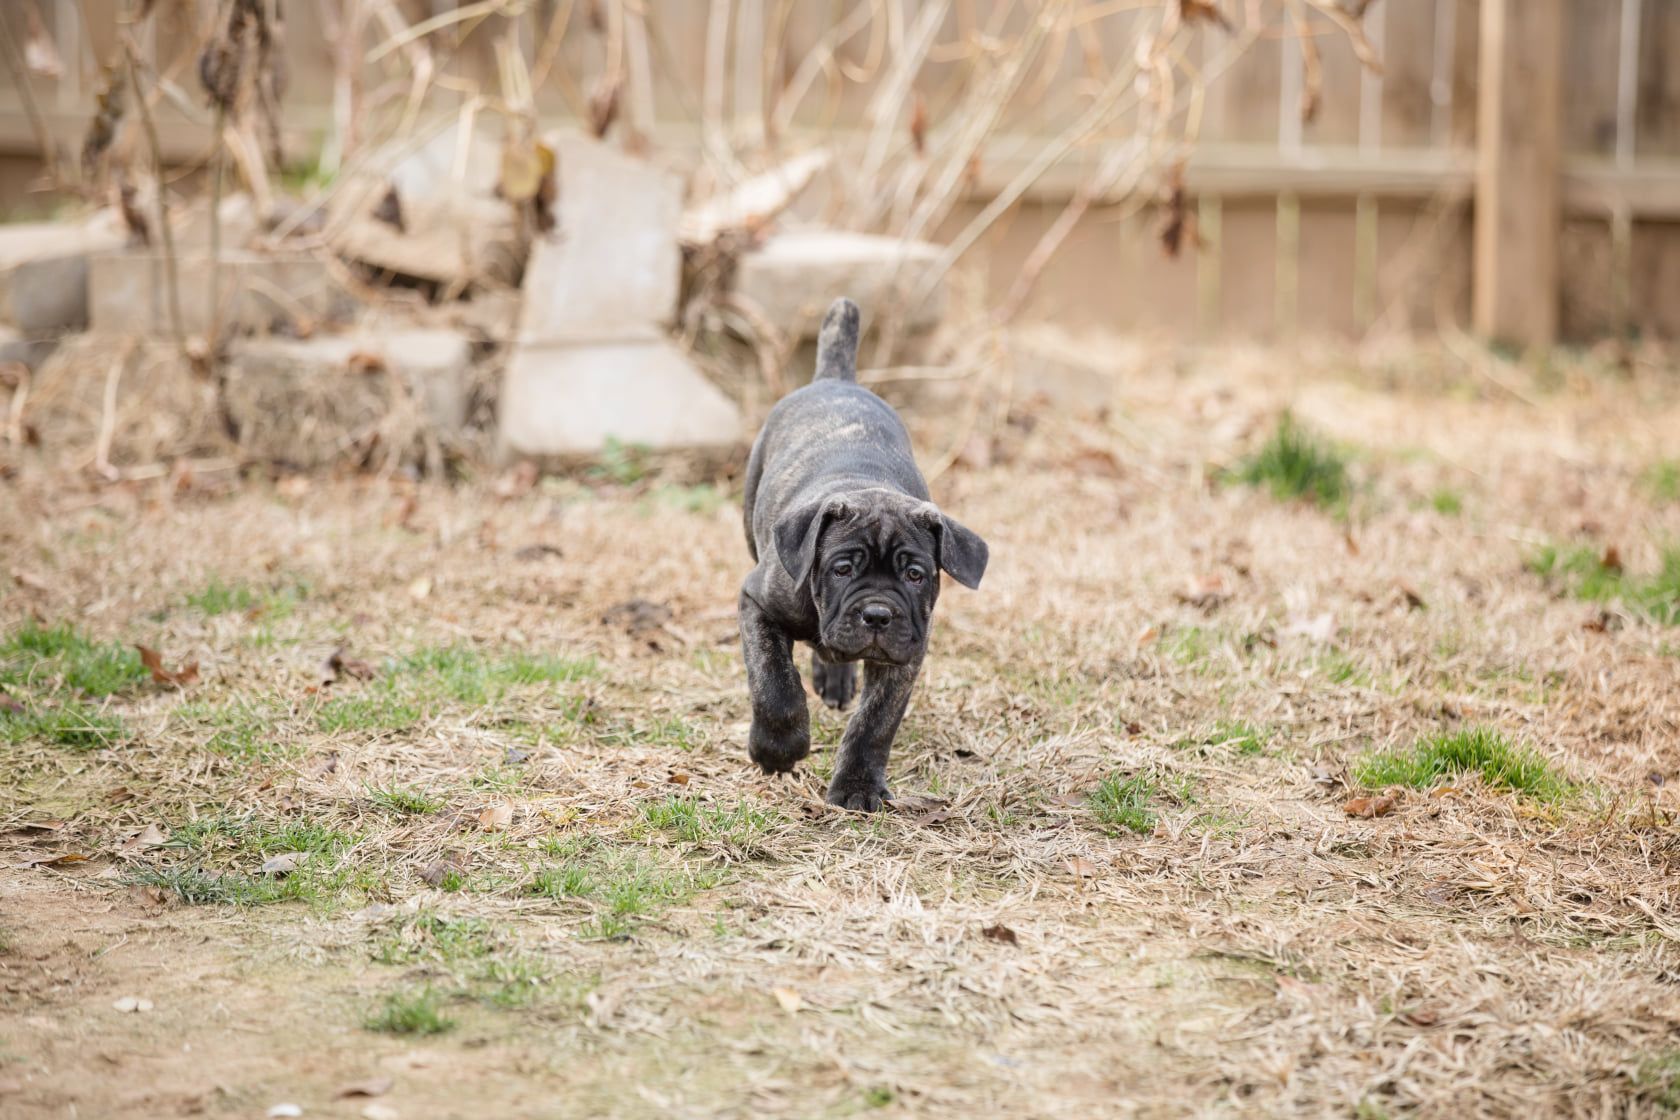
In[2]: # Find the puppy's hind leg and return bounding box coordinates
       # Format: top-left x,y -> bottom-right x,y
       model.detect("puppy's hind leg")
739,589 -> 810,774
810,648 -> 857,710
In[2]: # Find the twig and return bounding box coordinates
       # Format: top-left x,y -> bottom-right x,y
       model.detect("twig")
993,147 -> 1138,325
0,8 -> 58,185
206,102 -> 227,361
3,363 -> 30,448
121,33 -> 190,367
94,341 -> 137,482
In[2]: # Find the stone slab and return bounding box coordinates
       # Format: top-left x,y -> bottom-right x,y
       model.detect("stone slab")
519,131 -> 683,340
499,338 -> 740,456
89,250 -> 354,337
0,219 -> 127,333
732,229 -> 944,338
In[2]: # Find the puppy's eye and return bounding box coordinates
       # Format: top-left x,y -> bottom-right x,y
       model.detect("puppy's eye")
832,561 -> 853,577
903,565 -> 926,584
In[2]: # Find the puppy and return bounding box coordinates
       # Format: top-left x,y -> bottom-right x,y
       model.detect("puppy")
738,297 -> 989,810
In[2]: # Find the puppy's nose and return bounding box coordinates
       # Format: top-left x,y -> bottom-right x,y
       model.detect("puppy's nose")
858,603 -> 894,631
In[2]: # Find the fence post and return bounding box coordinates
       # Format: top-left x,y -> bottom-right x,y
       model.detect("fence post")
1473,0 -> 1564,346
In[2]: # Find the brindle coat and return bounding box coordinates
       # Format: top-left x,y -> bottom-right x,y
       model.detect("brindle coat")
739,298 -> 989,810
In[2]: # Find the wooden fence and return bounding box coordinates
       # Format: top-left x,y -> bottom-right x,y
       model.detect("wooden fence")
1,0 -> 1677,342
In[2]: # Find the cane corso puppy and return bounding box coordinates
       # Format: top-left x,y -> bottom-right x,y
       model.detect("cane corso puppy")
739,297 -> 989,810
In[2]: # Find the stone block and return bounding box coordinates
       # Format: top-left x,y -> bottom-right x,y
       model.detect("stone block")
89,250 -> 353,337
226,329 -> 474,466
733,230 -> 944,338
0,219 -> 126,333
499,338 -> 740,457
519,131 -> 683,340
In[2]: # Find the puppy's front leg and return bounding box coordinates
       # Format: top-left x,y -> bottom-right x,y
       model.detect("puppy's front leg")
827,660 -> 919,811
739,589 -> 810,774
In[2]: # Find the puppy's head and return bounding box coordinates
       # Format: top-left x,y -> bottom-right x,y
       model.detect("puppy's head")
774,490 -> 988,665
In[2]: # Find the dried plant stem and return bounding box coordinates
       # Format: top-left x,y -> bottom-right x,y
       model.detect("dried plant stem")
0,10 -> 58,184
121,35 -> 190,366
206,102 -> 227,360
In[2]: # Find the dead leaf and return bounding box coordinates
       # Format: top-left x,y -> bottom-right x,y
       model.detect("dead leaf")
1397,582 -> 1426,610
1399,1006 -> 1440,1027
136,644 -> 199,688
770,987 -> 803,1014
478,803 -> 514,832
1155,158 -> 1201,258
417,854 -> 467,888
1065,856 -> 1101,878
407,576 -> 433,601
1600,544 -> 1622,572
18,852 -> 92,868
12,569 -> 50,595
1175,573 -> 1230,610
336,1077 -> 393,1099
321,646 -> 376,687
1342,793 -> 1398,818
500,137 -> 555,204
981,923 -> 1019,945
666,771 -> 691,786
259,851 -> 305,877
889,793 -> 950,815
111,996 -> 153,1013
602,599 -> 671,636
347,351 -> 387,376
514,544 -> 563,562
15,819 -> 65,833
1178,0 -> 1232,31
1342,530 -> 1359,556
117,823 -> 168,853
1134,624 -> 1160,648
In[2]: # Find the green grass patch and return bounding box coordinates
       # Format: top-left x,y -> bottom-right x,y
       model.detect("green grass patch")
130,867 -> 290,906
374,912 -> 496,966
639,795 -> 779,847
525,842 -> 721,934
1644,460 -> 1680,504
1635,1052 -> 1680,1111
172,815 -> 353,857
314,691 -> 423,734
1,623 -> 146,697
0,701 -> 127,750
1530,543 -> 1680,625
1176,720 -> 1270,756
587,437 -> 652,486
1228,413 -> 1352,510
365,987 -> 455,1036
369,785 -> 444,815
397,646 -> 599,705
1353,727 -> 1572,801
174,701 -> 279,759
1428,487 -> 1463,516
1089,773 -> 1165,835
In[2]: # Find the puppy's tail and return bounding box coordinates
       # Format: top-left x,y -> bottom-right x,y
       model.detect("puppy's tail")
812,297 -> 861,382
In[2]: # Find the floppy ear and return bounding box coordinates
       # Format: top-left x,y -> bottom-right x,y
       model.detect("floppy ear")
773,497 -> 848,591
919,505 -> 989,590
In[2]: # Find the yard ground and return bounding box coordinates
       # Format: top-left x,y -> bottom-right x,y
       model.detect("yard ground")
2,340 -> 1679,1119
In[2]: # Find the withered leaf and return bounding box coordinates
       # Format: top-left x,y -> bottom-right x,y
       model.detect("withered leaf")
335,1077 -> 393,1099
1397,582 -> 1426,610
1600,544 -> 1622,572
515,544 -> 563,562
889,793 -> 951,816
118,823 -> 169,853
478,803 -> 514,832
259,851 -> 305,877
500,138 -> 555,204
321,646 -> 375,687
19,851 -> 92,868
136,644 -> 199,688
1399,1006 -> 1440,1027
981,923 -> 1019,945
1065,856 -> 1101,878
1175,573 -> 1230,610
770,987 -> 803,1014
1342,793 -> 1398,818
1179,0 -> 1232,31
346,351 -> 387,376
372,184 -> 405,233
666,771 -> 691,786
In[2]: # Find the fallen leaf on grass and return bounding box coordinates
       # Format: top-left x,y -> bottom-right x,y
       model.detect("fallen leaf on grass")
1179,0 -> 1232,31
602,598 -> 672,636
1065,856 -> 1101,878
514,544 -> 563,562
111,996 -> 153,1013
1399,1007 -> 1440,1027
117,823 -> 168,852
321,646 -> 376,687
1175,574 -> 1230,610
336,1077 -> 394,1099
1600,544 -> 1622,572
666,771 -> 691,786
12,570 -> 50,595
890,793 -> 950,815
981,923 -> 1019,945
417,855 -> 468,888
136,644 -> 199,688
1133,624 -> 1160,648
770,987 -> 803,1014
1342,793 -> 1398,818
478,803 -> 514,832
260,851 -> 306,877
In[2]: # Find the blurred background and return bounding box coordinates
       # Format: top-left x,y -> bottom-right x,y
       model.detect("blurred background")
0,0 -> 1674,471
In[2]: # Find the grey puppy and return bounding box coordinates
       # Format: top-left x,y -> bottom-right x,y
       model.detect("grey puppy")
739,297 -> 989,810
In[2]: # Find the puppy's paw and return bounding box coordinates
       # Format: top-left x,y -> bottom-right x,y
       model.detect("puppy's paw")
826,774 -> 892,812
811,655 -> 857,710
748,718 -> 810,774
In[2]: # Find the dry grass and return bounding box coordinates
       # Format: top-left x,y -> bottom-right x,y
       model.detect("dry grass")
2,336 -> 1680,1118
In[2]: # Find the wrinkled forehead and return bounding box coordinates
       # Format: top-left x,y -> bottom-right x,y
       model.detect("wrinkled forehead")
821,501 -> 935,559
